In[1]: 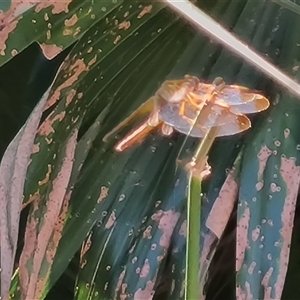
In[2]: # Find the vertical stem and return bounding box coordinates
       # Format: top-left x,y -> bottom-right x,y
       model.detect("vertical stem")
193,126 -> 219,171
185,126 -> 219,300
185,173 -> 202,300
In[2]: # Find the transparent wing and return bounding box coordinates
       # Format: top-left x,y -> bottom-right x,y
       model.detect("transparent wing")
228,94 -> 270,114
159,102 -> 251,138
172,114 -> 251,138
213,86 -> 257,105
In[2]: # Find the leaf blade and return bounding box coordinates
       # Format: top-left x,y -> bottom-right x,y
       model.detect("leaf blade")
0,87 -> 51,300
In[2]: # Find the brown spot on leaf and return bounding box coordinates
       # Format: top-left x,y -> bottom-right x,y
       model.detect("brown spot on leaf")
32,143 -> 40,154
0,19 -> 18,56
45,58 -> 88,109
274,140 -> 281,147
129,240 -> 137,253
73,26 -> 81,37
46,29 -> 51,39
257,145 -> 272,179
255,181 -> 264,191
38,164 -> 52,186
270,182 -> 281,193
236,285 -> 247,300
80,233 -> 92,268
19,129 -> 77,299
35,0 -> 72,14
134,280 -> 155,300
206,172 -> 238,238
236,205 -> 250,272
19,199 -> 40,298
35,189 -> 70,294
143,226 -> 152,239
248,261 -> 256,274
11,49 -> 18,56
119,194 -> 125,201
38,111 -> 66,136
274,157 -> 300,298
137,5 -> 152,19
23,191 -> 41,209
118,21 -> 131,30
152,209 -> 180,248
63,28 -> 73,36
236,281 -> 253,300
39,43 -> 63,59
105,211 -> 116,229
261,267 -> 273,299
118,283 -> 128,300
157,255 -> 164,263
98,186 -> 108,203
151,243 -> 157,251
114,270 -> 126,300
113,35 -> 121,45
284,128 -> 290,138
64,14 -> 78,26
251,226 -> 260,241
155,200 -> 161,207
140,259 -> 150,278
0,1 -> 28,27
88,54 -> 97,67
66,89 -> 76,106
45,137 -> 53,145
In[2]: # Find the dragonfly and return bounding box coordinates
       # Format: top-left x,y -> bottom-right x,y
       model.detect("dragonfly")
103,75 -> 270,153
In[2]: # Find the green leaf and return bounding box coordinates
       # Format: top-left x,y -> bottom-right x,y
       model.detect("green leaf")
233,4 -> 300,298
236,95 -> 300,299
19,127 -> 78,299
5,0 -> 300,299
0,0 -> 123,66
0,86 -> 51,300
186,175 -> 202,300
9,2 -> 195,299
270,0 -> 300,16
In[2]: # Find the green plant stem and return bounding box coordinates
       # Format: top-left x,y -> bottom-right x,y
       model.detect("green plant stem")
185,173 -> 202,300
185,126 -> 219,300
193,126 -> 219,171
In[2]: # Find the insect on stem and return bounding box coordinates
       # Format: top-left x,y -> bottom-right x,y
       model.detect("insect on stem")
185,126 -> 219,180
194,126 -> 219,167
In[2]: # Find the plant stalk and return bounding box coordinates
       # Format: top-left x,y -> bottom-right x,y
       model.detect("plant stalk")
185,126 -> 219,300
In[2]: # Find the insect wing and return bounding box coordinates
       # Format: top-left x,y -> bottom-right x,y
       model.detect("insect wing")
159,102 -> 251,138
229,94 -> 270,114
213,114 -> 251,136
193,103 -> 252,136
159,102 -> 203,137
172,113 -> 251,138
214,86 -> 257,105
159,102 -> 194,129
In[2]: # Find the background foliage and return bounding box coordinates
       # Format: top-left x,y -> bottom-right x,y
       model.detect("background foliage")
1,0 -> 300,299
